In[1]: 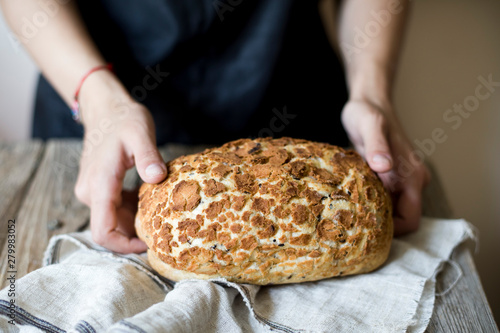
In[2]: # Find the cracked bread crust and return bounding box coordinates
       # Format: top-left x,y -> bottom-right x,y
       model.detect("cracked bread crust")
135,137 -> 393,285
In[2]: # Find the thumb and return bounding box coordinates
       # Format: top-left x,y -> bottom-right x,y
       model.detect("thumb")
128,131 -> 167,184
362,121 -> 393,173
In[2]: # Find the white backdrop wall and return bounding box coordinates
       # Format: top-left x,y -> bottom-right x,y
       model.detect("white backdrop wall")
0,7 -> 37,141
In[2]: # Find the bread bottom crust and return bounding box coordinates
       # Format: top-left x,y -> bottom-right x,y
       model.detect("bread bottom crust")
146,245 -> 391,285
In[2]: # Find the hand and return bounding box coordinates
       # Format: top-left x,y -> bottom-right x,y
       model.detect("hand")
341,99 -> 430,235
74,94 -> 167,253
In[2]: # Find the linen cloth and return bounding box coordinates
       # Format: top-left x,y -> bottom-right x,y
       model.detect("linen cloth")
0,217 -> 475,333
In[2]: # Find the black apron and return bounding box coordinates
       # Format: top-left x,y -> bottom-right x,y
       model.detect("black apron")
33,0 -> 349,146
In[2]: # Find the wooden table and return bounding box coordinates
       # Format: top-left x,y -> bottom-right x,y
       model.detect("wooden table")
0,140 -> 498,332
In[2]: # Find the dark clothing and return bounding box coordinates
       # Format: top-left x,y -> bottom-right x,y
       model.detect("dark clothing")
33,0 -> 349,147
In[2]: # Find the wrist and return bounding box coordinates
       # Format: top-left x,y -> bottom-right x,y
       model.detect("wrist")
77,70 -> 134,126
346,61 -> 394,111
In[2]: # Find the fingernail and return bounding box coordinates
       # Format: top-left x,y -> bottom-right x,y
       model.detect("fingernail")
372,154 -> 392,168
145,163 -> 166,177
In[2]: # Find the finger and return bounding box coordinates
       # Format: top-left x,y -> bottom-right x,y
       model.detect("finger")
115,207 -> 138,237
91,199 -> 147,253
89,151 -> 147,253
362,119 -> 393,173
126,129 -> 167,184
393,185 -> 422,236
114,189 -> 140,237
90,174 -> 147,253
377,171 -> 399,196
121,188 -> 140,215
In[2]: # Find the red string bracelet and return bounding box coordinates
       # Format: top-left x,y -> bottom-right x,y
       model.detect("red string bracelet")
71,63 -> 114,122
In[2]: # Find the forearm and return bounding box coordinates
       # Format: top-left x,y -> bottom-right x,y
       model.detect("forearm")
336,0 -> 410,107
0,0 -> 130,124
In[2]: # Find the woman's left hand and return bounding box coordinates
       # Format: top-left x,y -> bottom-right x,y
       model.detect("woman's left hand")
341,99 -> 431,235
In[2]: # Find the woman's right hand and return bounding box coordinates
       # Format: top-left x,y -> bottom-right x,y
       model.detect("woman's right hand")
74,71 -> 167,253
1,0 -> 166,253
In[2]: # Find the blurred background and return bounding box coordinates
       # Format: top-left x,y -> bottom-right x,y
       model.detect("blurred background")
1,0 -> 499,322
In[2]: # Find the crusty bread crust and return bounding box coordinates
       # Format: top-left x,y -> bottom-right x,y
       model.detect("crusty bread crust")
136,137 -> 393,285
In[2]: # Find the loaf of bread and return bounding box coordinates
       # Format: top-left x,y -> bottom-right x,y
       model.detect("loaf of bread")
135,137 -> 393,285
